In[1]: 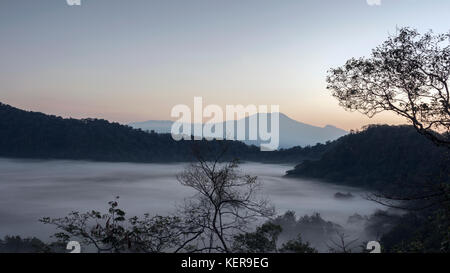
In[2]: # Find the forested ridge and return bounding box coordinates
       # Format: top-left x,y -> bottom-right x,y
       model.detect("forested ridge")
0,102 -> 328,163
286,125 -> 449,190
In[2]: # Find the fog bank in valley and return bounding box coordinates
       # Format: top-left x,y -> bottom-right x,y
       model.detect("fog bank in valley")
0,158 -> 386,252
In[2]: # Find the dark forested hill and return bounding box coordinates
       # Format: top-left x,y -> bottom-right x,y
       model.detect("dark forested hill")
286,125 -> 449,190
0,102 -> 328,163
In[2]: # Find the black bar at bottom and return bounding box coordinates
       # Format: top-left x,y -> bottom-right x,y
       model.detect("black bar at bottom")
0,253 -> 445,272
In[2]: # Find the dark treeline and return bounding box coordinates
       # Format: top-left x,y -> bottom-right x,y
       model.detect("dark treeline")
0,236 -> 48,253
286,124 -> 449,192
0,102 -> 329,163
285,124 -> 450,253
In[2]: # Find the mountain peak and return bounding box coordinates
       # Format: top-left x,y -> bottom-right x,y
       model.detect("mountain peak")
129,113 -> 347,149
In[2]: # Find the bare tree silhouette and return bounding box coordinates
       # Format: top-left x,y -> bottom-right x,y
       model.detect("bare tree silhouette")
175,143 -> 275,253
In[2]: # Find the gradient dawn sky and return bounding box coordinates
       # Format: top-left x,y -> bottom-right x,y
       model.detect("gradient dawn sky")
1,0 -> 449,130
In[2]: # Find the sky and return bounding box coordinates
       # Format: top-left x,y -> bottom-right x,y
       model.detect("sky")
1,0 -> 449,130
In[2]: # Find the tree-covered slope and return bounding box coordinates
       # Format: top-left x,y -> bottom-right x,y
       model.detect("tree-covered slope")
286,125 -> 449,189
0,102 -> 328,163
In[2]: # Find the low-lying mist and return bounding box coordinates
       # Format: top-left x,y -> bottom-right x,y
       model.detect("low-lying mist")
0,158 -> 387,252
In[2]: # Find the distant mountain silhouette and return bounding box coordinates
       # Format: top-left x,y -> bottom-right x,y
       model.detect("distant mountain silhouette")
129,113 -> 347,148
